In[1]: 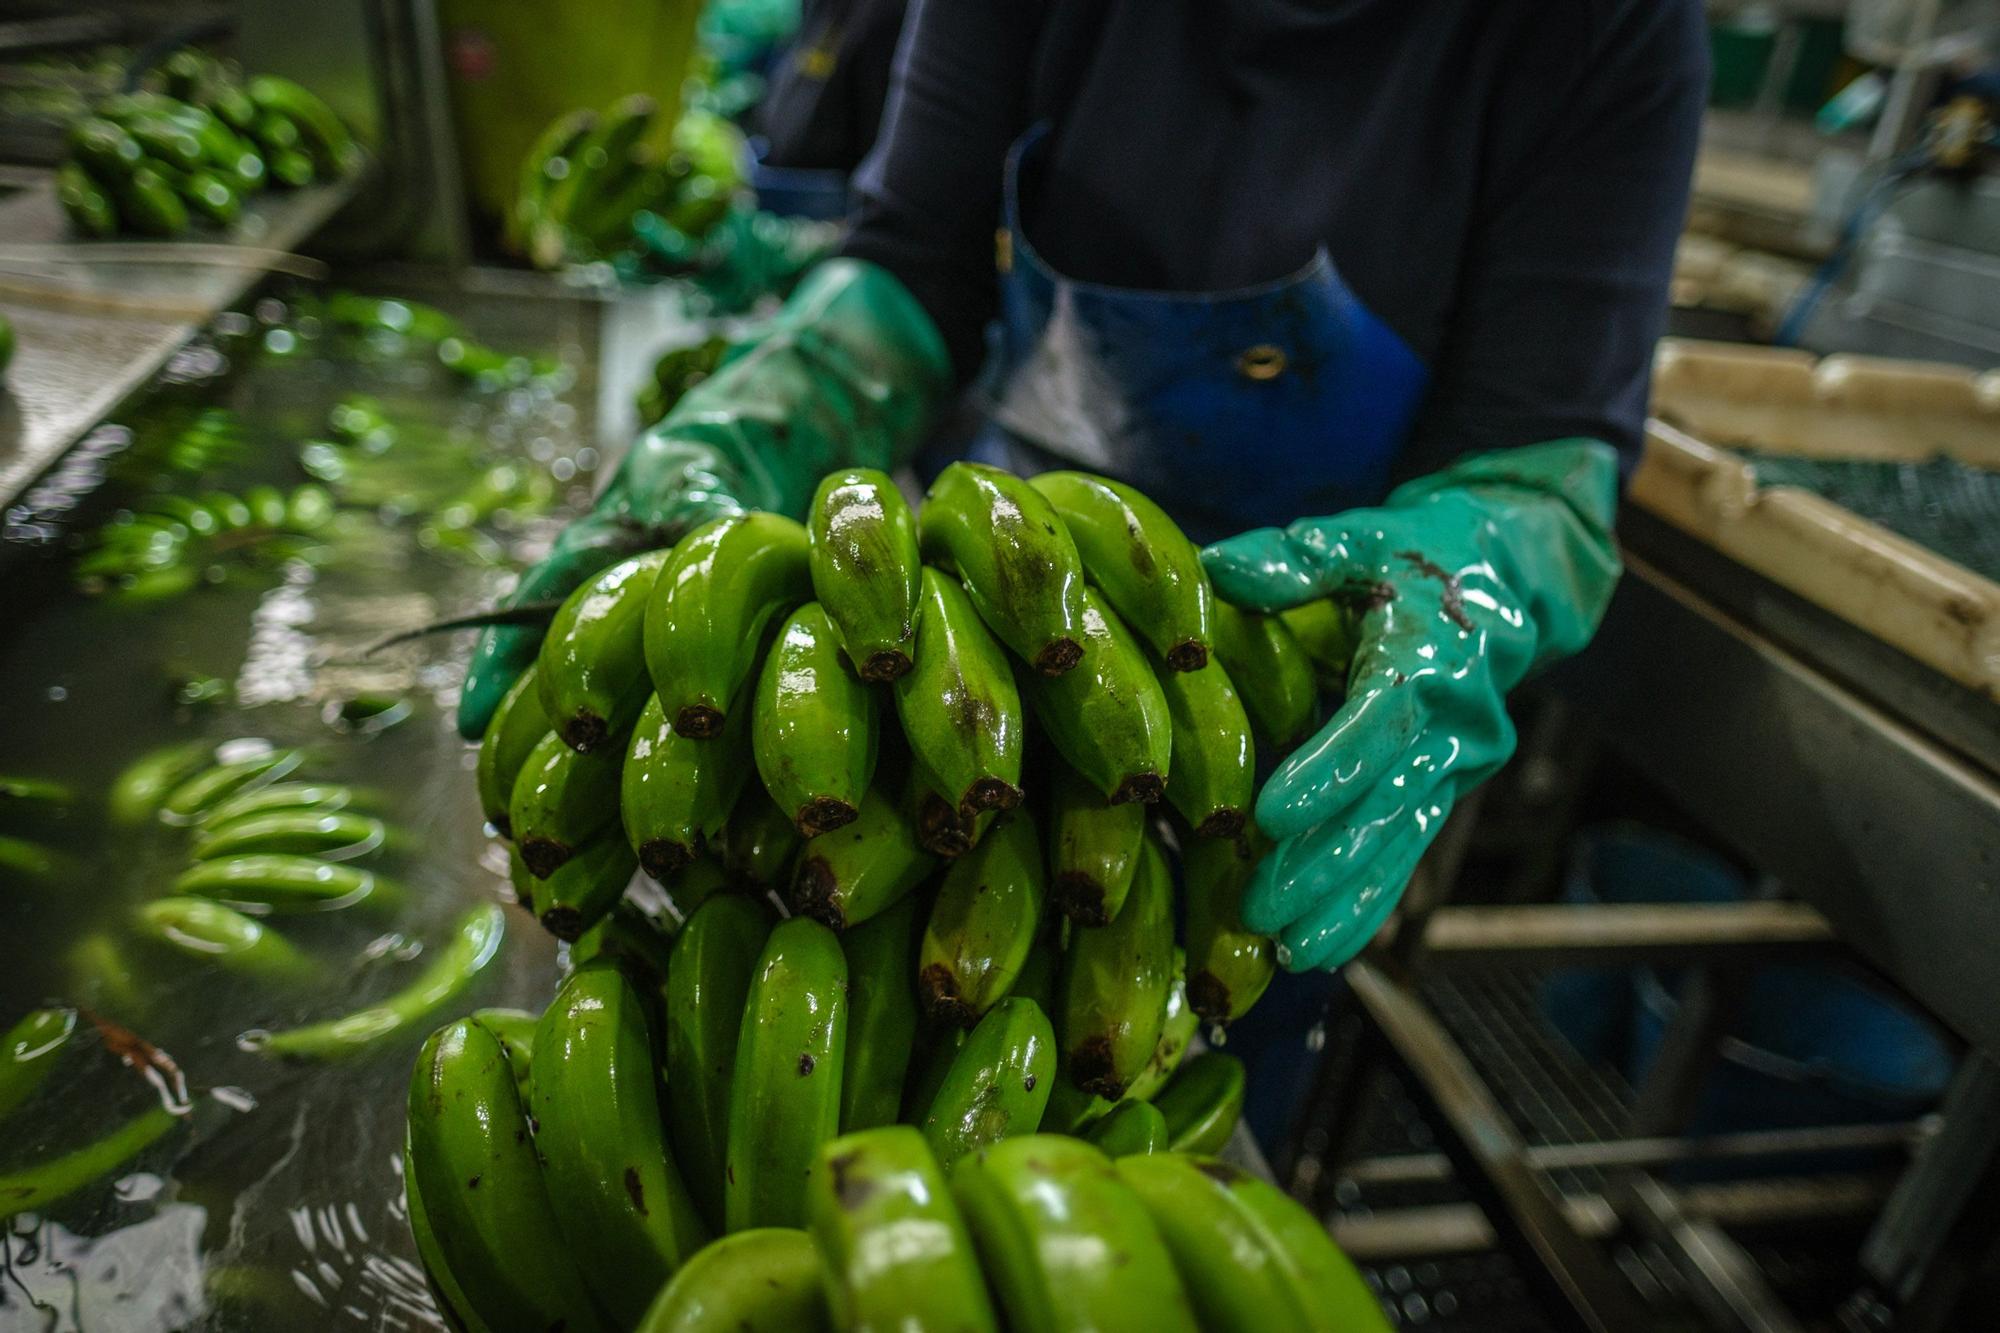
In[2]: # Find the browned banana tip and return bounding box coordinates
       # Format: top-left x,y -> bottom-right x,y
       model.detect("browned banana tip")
915,793 -> 975,857
637,838 -> 695,884
519,837 -> 574,880
1165,639 -> 1209,672
962,777 -> 1023,814
539,905 -> 585,942
918,964 -> 977,1028
1186,972 -> 1232,1025
795,797 -> 860,840
559,712 -> 610,753
1050,872 -> 1110,927
1069,1037 -> 1127,1099
1033,637 -> 1085,676
1195,809 -> 1248,840
1109,773 -> 1166,806
673,702 -> 726,738
859,649 -> 914,683
788,858 -> 846,929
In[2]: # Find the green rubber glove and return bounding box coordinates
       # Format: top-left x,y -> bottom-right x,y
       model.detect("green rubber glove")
1199,440 -> 1623,972
456,258 -> 950,738
625,206 -> 840,314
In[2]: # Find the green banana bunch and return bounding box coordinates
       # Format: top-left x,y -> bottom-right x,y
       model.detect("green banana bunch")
77,483 -> 336,599
522,95 -> 674,269
60,75 -> 353,240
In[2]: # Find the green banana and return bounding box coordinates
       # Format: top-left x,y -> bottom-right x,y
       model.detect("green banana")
403,1124 -> 496,1333
1085,1098 -> 1169,1157
0,1104 -> 184,1222
1047,761 -> 1146,926
1028,471 -> 1213,671
120,113 -> 205,173
644,512 -> 811,739
477,668 -> 552,835
920,996 -> 1055,1172
542,94 -> 655,234
537,549 -> 668,752
1208,588 -> 1320,748
510,729 -> 622,877
753,603 -> 878,836
726,917 -> 848,1231
1060,835 -> 1175,1098
527,833 -> 638,941
200,781 -> 370,826
1279,598 -> 1359,688
171,853 -> 398,914
192,808 -> 388,861
246,76 -> 356,174
918,811 -> 1045,1027
57,161 -> 117,236
839,892 -> 922,1133
666,894 -> 773,1230
160,748 -> 305,823
1041,1072 -> 1115,1136
162,163 -> 242,229
68,118 -> 143,178
1114,1154 -> 1357,1333
405,1017 -> 605,1333
123,163 -> 192,235
267,147 -> 315,189
808,1127 -> 999,1333
1183,836 -> 1276,1025
0,1007 -> 74,1121
252,903 -> 504,1059
1125,954 -> 1198,1103
952,1136 -> 1197,1332
892,568 -> 1023,817
1154,1052 -> 1246,1154
660,851 -> 730,918
622,692 -> 750,881
0,836 -> 74,886
132,897 -> 315,982
512,107 -> 597,251
635,1228 -> 829,1333
1023,587 -> 1170,806
902,754 -> 995,858
807,468 -> 923,681
918,462 -> 1088,676
468,1007 -> 537,1096
1192,1159 -> 1391,1332
788,784 -> 936,931
1156,653 -> 1254,838
532,961 -> 709,1325
719,786 -> 801,889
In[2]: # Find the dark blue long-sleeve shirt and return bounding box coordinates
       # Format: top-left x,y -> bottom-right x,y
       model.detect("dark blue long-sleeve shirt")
841,0 -> 1708,476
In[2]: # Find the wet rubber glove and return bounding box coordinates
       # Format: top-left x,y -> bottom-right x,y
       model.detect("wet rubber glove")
1200,440 -> 1622,972
623,205 -> 840,313
456,258 -> 951,737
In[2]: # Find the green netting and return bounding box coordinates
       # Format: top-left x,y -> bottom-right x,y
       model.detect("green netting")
1745,452 -> 2000,583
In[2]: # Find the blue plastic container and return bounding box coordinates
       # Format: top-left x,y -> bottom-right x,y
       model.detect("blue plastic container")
1540,825 -> 1953,1150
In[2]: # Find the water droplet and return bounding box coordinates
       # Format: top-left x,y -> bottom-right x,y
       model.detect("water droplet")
1305,1022 -> 1328,1052
212,1085 -> 259,1113
1206,1024 -> 1229,1048
113,1172 -> 163,1202
236,1029 -> 271,1053
1274,942 -> 1294,968
45,685 -> 66,702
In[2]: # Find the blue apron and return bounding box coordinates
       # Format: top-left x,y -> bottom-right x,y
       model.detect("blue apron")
968,125 -> 1430,540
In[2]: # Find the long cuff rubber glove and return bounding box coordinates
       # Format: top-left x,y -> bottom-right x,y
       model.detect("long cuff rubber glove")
456,258 -> 951,738
1199,440 -> 1623,973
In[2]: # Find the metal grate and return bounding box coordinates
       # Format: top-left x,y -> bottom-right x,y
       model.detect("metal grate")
1746,451 -> 2000,583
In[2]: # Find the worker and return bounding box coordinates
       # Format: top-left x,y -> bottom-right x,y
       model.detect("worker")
463,1 -> 1707,980
750,0 -> 910,218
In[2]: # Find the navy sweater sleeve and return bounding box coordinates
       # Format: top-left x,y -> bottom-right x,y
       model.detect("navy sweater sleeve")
839,0 -> 1044,380
1400,1 -> 1708,478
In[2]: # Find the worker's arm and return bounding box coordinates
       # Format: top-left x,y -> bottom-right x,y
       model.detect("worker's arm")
1398,0 -> 1708,481
840,0 -> 1048,380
